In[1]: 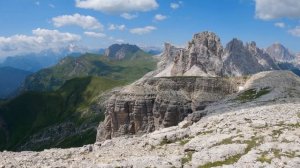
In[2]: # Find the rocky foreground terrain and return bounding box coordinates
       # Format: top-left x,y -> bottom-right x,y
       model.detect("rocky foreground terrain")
0,71 -> 300,168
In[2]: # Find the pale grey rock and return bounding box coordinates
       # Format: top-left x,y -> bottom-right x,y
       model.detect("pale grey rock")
266,43 -> 295,63
192,144 -> 248,167
251,120 -> 267,128
222,40 -> 279,76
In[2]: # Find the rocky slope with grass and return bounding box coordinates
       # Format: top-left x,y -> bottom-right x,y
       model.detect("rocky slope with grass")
0,71 -> 299,167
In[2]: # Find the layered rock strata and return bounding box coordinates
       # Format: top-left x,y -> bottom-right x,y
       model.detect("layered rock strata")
97,76 -> 246,141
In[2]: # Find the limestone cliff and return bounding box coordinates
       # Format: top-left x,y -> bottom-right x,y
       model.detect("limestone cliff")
97,76 -> 246,141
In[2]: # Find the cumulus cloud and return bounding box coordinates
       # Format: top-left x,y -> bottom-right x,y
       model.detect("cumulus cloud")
120,13 -> 138,20
130,26 -> 156,35
108,24 -> 126,31
0,28 -> 81,58
154,14 -> 167,21
75,0 -> 158,13
274,22 -> 286,28
84,31 -> 106,38
255,0 -> 300,20
288,26 -> 300,37
52,13 -> 103,30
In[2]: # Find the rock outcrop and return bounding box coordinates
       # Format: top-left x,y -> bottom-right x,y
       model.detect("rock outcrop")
97,76 -> 247,141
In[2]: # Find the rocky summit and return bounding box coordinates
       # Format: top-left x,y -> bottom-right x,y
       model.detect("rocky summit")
155,32 -> 279,77
266,43 -> 295,63
0,71 -> 299,167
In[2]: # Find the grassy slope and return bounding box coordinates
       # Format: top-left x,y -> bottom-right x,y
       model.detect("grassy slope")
0,51 -> 157,151
24,52 -> 157,92
0,76 -> 125,151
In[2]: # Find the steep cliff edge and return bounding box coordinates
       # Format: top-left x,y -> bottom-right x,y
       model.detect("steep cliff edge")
97,76 -> 246,141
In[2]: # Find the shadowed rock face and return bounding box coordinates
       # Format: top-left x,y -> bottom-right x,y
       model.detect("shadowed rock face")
222,40 -> 279,76
97,76 -> 246,141
104,44 -> 141,60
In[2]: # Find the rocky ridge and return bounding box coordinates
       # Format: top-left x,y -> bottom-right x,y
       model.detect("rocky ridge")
266,43 -> 295,63
0,71 -> 300,167
155,32 -> 279,77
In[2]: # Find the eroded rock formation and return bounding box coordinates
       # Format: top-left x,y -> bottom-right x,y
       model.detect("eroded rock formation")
97,76 -> 246,141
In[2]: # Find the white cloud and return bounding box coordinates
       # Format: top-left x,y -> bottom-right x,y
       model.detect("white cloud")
84,31 -> 106,38
108,36 -> 125,43
52,13 -> 103,30
0,28 -> 81,58
116,39 -> 125,43
120,13 -> 138,20
170,3 -> 179,9
274,22 -> 286,28
255,0 -> 300,20
288,26 -> 300,37
49,4 -> 55,8
130,26 -> 156,35
154,14 -> 167,21
108,24 -> 126,31
35,1 -> 40,6
75,0 -> 158,13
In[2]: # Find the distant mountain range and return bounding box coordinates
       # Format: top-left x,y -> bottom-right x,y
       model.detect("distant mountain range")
0,67 -> 32,99
0,49 -> 83,72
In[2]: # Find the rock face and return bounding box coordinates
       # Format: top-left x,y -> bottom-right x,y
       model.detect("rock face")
222,40 -> 279,76
266,43 -> 295,62
104,44 -> 142,60
97,76 -> 246,141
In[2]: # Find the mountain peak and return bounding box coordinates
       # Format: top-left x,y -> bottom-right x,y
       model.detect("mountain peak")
266,43 -> 295,62
104,44 -> 143,60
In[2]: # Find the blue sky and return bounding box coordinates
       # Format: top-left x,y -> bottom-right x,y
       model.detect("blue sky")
0,0 -> 300,59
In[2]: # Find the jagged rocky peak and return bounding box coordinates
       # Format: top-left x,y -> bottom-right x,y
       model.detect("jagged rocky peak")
189,31 -> 223,57
157,43 -> 182,70
266,43 -> 295,62
104,44 -> 141,60
225,38 -> 244,52
222,38 -> 279,76
156,31 -> 224,77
